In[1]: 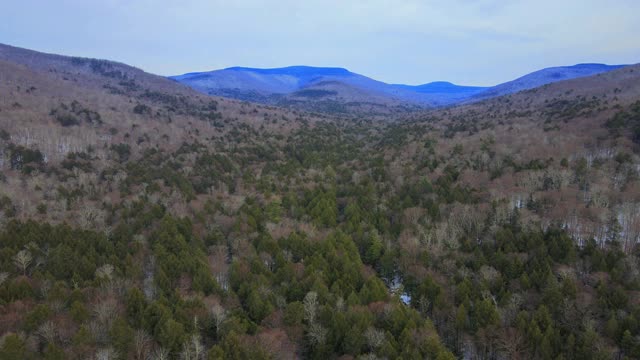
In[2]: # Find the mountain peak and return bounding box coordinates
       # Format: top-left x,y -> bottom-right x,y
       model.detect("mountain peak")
569,62 -> 624,68
223,66 -> 354,77
424,81 -> 455,86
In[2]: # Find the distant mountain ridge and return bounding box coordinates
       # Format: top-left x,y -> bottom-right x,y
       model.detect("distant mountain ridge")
472,63 -> 627,100
171,63 -> 628,111
225,66 -> 353,77
395,81 -> 488,95
172,66 -> 358,95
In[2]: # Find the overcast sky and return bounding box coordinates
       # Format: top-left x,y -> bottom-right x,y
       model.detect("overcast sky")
2,0 -> 639,85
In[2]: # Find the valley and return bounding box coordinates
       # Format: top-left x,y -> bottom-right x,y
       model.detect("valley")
0,42 -> 639,359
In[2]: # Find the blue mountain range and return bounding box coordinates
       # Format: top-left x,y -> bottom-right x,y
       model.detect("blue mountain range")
170,63 -> 627,108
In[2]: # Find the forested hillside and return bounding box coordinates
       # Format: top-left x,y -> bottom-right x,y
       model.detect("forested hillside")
0,44 -> 639,359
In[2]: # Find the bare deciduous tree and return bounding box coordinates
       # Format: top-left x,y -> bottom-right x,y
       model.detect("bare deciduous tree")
618,202 -> 640,253
307,323 -> 327,346
37,321 -> 58,344
303,291 -> 318,324
180,333 -> 205,360
13,249 -> 32,275
496,327 -> 528,360
209,246 -> 229,291
364,327 -> 385,351
150,347 -> 170,360
479,265 -> 500,286
95,347 -> 119,360
92,298 -> 117,343
210,304 -> 227,337
133,329 -> 151,360
95,264 -> 114,282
